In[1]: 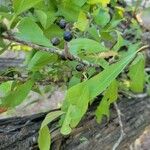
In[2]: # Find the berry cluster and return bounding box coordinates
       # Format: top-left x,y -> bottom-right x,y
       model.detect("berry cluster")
51,19 -> 84,72
51,19 -> 73,46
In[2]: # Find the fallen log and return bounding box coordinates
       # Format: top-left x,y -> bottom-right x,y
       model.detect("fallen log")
0,96 -> 150,150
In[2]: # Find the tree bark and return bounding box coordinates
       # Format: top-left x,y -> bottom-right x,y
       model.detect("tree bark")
0,96 -> 150,150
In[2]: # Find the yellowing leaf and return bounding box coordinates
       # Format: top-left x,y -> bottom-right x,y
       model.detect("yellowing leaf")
89,51 -> 118,59
74,11 -> 89,31
87,0 -> 110,6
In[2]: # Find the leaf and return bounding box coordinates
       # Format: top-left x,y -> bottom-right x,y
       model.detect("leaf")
34,10 -> 56,29
72,0 -> 87,7
68,76 -> 81,88
94,9 -> 110,27
38,126 -> 51,150
69,38 -> 106,55
95,97 -> 110,123
112,31 -> 124,51
38,111 -> 64,150
88,26 -> 101,41
95,80 -> 118,123
0,81 -> 13,97
87,0 -> 110,6
16,18 -> 52,47
128,53 -> 145,93
2,80 -> 34,107
41,111 -> 64,129
34,10 -> 47,29
74,11 -> 89,31
58,3 -> 80,22
13,0 -> 42,15
61,85 -> 90,135
28,51 -> 57,71
61,44 -> 138,135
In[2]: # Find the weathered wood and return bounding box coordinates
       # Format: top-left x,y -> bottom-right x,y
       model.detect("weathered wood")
0,96 -> 150,150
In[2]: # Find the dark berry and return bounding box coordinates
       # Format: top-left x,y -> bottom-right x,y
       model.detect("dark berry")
51,37 -> 60,46
63,31 -> 73,42
76,64 -> 84,72
59,19 -> 67,29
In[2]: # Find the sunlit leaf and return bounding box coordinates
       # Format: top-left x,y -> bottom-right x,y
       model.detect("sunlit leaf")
128,53 -> 145,93
38,126 -> 51,150
2,80 -> 34,107
16,18 -> 52,47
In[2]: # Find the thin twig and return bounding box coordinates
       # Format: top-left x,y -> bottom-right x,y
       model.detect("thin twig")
0,75 -> 64,85
2,33 -> 149,71
112,102 -> 125,150
137,45 -> 150,52
2,34 -> 99,68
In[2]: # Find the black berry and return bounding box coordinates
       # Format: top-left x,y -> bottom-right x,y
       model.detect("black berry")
76,64 -> 84,72
51,37 -> 60,46
63,31 -> 73,42
59,19 -> 67,29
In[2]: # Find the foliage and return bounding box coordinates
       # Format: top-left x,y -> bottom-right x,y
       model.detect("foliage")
0,0 -> 147,149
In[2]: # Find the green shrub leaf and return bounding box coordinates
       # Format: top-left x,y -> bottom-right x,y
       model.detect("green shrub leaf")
16,18 -> 51,47
2,80 -> 34,107
128,53 -> 145,93
69,38 -> 106,55
28,51 -> 57,71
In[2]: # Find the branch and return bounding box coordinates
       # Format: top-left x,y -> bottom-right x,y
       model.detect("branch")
2,33 -> 99,68
0,76 -> 64,85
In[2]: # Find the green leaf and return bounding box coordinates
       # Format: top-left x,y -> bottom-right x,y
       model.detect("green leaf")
34,10 -> 56,29
128,53 -> 145,93
13,0 -> 42,15
94,9 -> 110,27
28,51 -> 57,71
95,97 -> 110,123
38,111 -> 64,150
61,85 -> 90,135
88,26 -> 101,41
2,80 -> 34,107
0,81 -> 13,97
69,38 -> 106,55
34,10 -> 47,29
68,76 -> 81,88
58,3 -> 80,22
112,31 -> 124,51
16,18 -> 52,47
86,51 -> 136,99
41,111 -> 64,129
71,0 -> 87,7
61,44 -> 138,134
95,80 -> 118,123
74,11 -> 89,31
38,125 -> 51,150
